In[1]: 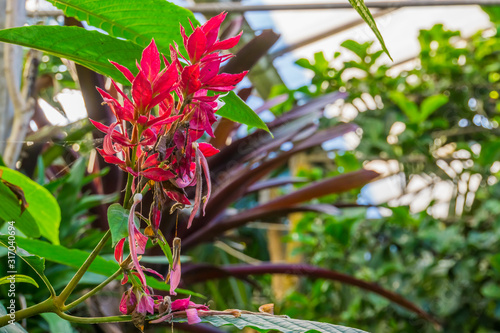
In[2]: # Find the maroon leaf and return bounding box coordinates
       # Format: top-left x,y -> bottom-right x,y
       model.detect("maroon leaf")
182,263 -> 441,326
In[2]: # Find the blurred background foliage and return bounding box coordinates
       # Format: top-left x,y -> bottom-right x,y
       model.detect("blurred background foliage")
3,5 -> 500,333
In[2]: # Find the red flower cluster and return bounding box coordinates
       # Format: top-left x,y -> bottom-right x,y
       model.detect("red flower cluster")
92,12 -> 247,320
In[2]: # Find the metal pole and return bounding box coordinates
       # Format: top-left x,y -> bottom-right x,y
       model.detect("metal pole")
184,0 -> 500,13
26,0 -> 500,17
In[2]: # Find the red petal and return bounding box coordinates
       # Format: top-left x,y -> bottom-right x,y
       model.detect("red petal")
110,61 -> 135,83
153,62 -> 178,95
208,32 -> 242,53
187,27 -> 207,63
89,119 -> 110,134
114,238 -> 126,263
201,12 -> 227,47
140,39 -> 161,82
186,308 -> 201,325
142,153 -> 159,169
165,190 -> 191,205
180,64 -> 201,96
198,142 -> 219,157
205,71 -> 248,88
132,67 -> 153,110
141,168 -> 175,181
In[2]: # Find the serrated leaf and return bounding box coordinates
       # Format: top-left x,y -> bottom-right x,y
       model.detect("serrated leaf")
347,0 -> 392,61
0,274 -> 39,288
0,167 -> 60,244
0,26 -> 143,85
174,314 -> 369,333
217,92 -> 271,134
46,0 -> 196,56
107,203 -> 130,246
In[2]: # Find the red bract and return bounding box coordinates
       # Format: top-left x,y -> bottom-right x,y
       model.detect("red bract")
91,13 -> 247,318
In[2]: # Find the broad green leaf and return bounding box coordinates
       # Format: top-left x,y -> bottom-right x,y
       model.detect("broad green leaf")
341,40 -> 369,60
0,167 -> 60,244
8,236 -> 202,297
0,236 -> 48,284
0,182 -> 40,238
0,274 -> 39,288
173,314 -> 369,333
46,0 -> 196,55
41,313 -> 75,333
347,0 -> 392,61
107,203 -> 130,246
388,92 -> 419,123
420,94 -> 449,122
217,92 -> 271,134
0,26 -> 143,85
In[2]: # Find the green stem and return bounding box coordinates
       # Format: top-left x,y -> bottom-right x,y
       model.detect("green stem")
123,172 -> 134,209
56,311 -> 132,324
0,298 -> 55,327
62,267 -> 123,311
56,230 -> 111,307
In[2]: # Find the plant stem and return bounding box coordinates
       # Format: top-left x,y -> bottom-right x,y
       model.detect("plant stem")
56,311 -> 132,324
123,172 -> 134,209
56,230 -> 111,307
62,267 -> 123,311
0,298 -> 55,327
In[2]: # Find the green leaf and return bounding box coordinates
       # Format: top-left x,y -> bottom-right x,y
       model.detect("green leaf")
6,236 -> 202,297
0,26 -> 143,85
46,0 -> 196,55
481,282 -> 500,299
0,274 -> 39,288
40,313 -> 75,333
174,314 -> 369,333
107,203 -> 130,246
217,92 -> 272,135
0,167 -> 60,244
0,182 -> 40,238
388,92 -> 419,123
419,94 -> 448,122
347,0 -> 392,61
341,40 -> 369,60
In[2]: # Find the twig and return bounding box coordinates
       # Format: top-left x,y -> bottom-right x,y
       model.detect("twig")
3,0 -> 35,168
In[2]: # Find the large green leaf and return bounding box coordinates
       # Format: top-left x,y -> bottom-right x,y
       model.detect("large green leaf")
347,0 -> 392,61
174,314 -> 369,333
0,167 -> 60,244
46,0 -> 196,55
0,182 -> 39,238
8,236 -> 201,297
0,26 -> 143,85
217,92 -> 271,134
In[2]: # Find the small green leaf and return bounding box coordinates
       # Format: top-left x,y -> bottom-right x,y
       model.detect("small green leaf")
481,282 -> 500,299
347,0 -> 392,61
107,203 -> 130,246
0,236 -> 48,285
217,92 -> 272,135
420,94 -> 448,122
173,314 -> 369,333
389,92 -> 419,123
0,26 -> 143,85
0,167 -> 60,244
0,274 -> 39,288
